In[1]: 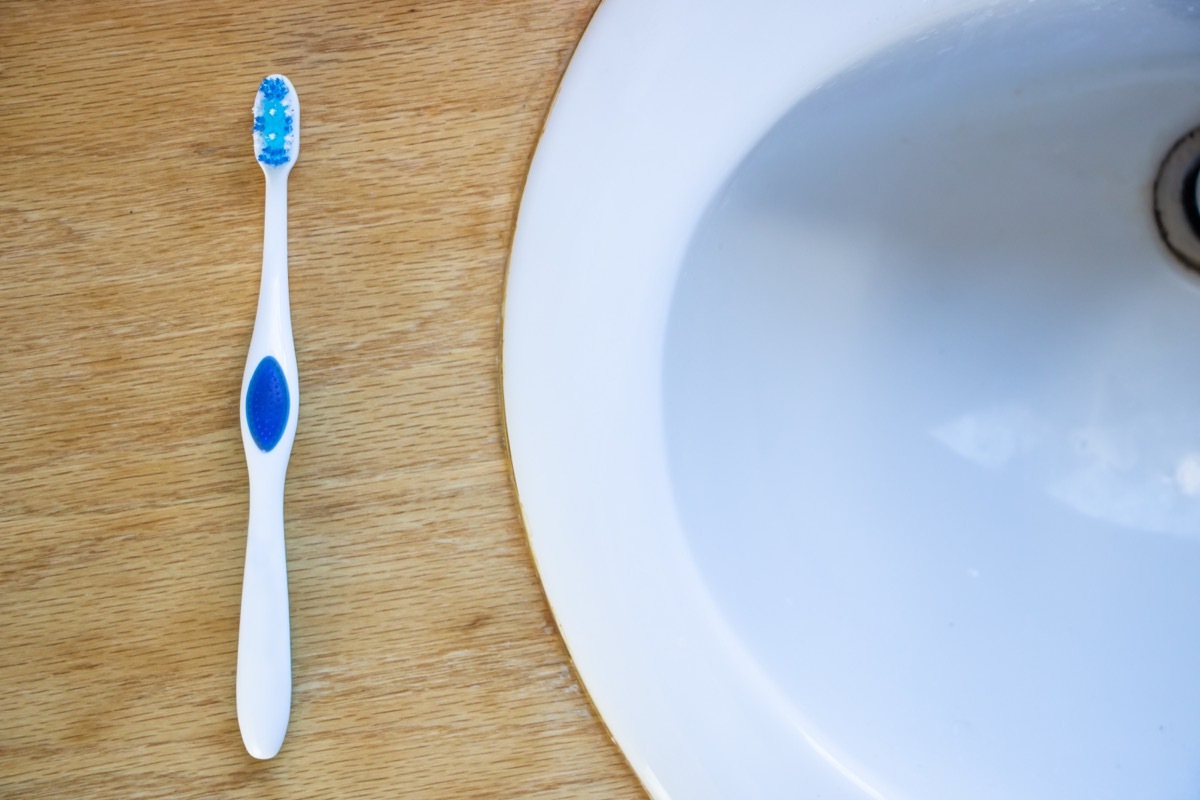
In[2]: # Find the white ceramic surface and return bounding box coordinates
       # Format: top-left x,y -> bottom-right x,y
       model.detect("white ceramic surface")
503,2 -> 1200,798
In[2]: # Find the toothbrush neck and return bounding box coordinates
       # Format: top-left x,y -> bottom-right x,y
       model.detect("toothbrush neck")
262,176 -> 289,286
255,175 -> 292,351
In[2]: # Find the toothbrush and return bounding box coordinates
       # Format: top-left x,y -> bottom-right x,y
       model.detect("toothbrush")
237,74 -> 300,760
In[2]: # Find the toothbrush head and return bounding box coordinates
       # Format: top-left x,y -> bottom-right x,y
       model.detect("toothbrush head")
253,75 -> 299,170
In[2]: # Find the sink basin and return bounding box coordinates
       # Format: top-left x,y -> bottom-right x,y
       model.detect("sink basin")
503,2 -> 1200,798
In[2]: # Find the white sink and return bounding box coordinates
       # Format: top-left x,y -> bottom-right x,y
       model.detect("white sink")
503,2 -> 1200,798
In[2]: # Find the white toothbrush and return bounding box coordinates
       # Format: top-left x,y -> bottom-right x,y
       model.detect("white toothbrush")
237,73 -> 300,760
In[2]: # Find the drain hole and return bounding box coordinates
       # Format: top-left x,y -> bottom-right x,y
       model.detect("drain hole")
1183,162 -> 1200,241
1154,128 -> 1200,272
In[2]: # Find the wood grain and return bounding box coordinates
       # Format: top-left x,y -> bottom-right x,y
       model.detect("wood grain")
0,2 -> 647,797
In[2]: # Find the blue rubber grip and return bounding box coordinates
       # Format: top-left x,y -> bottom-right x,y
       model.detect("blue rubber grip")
246,356 -> 290,452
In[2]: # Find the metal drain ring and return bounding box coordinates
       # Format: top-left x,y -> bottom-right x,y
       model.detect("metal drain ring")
1153,127 -> 1200,272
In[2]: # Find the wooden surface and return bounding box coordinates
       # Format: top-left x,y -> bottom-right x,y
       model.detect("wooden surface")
0,2 -> 648,797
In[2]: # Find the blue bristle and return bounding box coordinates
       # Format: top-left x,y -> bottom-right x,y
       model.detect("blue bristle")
259,76 -> 289,101
254,77 -> 293,167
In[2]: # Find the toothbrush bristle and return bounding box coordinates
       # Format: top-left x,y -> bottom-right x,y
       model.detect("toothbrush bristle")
253,76 -> 295,168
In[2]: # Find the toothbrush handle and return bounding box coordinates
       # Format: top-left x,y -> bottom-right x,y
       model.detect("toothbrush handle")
236,474 -> 292,760
237,172 -> 296,759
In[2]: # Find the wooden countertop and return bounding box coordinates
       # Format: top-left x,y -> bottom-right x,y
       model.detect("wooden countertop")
0,2 -> 647,797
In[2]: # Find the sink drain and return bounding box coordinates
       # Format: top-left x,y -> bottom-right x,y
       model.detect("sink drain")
1154,127 -> 1200,271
